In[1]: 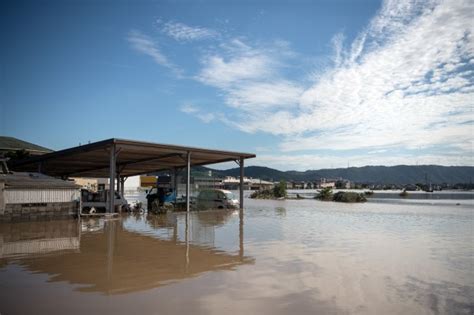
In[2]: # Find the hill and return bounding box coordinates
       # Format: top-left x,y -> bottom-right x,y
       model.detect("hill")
199,165 -> 474,185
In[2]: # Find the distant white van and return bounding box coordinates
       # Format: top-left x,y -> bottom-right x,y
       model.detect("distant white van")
196,189 -> 239,210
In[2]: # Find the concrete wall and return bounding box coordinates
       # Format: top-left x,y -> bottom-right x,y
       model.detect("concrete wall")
0,201 -> 78,222
5,188 -> 79,204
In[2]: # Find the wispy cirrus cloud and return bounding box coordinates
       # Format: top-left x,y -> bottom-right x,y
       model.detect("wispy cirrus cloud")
179,103 -> 216,123
127,30 -> 170,67
180,103 -> 199,114
127,30 -> 182,75
158,20 -> 219,42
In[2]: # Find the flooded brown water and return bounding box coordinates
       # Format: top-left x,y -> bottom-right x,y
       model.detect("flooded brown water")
1,199 -> 473,314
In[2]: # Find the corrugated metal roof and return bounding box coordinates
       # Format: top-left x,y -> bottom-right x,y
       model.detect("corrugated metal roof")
11,138 -> 256,178
0,136 -> 52,154
0,172 -> 79,189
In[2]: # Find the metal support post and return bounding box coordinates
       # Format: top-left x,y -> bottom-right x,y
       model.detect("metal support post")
108,144 -> 116,213
120,177 -> 125,196
239,157 -> 244,209
173,168 -> 178,197
186,152 -> 191,212
116,173 -> 120,192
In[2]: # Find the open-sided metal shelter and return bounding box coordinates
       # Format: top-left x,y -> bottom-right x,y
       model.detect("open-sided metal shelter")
11,138 -> 256,213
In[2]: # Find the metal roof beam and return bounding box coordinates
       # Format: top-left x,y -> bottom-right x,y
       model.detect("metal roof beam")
65,153 -> 183,177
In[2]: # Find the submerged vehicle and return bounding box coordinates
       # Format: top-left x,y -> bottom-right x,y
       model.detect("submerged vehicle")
196,189 -> 239,210
146,175 -> 176,213
146,187 -> 176,213
81,189 -> 129,214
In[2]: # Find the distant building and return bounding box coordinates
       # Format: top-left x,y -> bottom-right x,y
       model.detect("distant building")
223,176 -> 273,190
71,178 -> 98,191
247,178 -> 274,190
97,178 -> 109,191
70,177 -> 109,192
292,181 -> 306,189
316,178 -> 336,189
192,176 -> 223,189
404,184 -> 419,191
335,179 -> 352,189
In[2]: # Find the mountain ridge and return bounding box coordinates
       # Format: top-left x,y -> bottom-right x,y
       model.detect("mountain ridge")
196,165 -> 474,185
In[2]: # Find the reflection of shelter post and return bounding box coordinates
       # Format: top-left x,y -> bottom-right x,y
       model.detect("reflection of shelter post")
239,207 -> 244,260
172,213 -> 178,242
108,144 -> 116,213
105,220 -> 116,283
239,157 -> 244,209
185,212 -> 190,272
186,152 -> 191,213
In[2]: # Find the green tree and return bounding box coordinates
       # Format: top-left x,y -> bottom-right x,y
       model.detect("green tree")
316,187 -> 333,201
273,180 -> 287,198
333,191 -> 367,202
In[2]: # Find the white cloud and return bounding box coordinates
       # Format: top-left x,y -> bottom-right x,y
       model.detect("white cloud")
196,38 -> 305,116
127,30 -> 172,68
217,0 -> 473,162
158,20 -> 218,42
196,113 -> 215,123
130,0 -> 473,169
180,103 -> 216,123
331,32 -> 345,67
197,39 -> 276,88
226,81 -> 304,110
127,30 -> 184,78
180,103 -> 199,114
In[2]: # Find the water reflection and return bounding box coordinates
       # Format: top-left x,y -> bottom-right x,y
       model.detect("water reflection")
1,201 -> 472,314
0,220 -> 81,259
0,210 -> 253,295
386,275 -> 474,314
275,207 -> 287,217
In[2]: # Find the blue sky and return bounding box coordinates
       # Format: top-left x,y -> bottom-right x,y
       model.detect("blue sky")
1,0 -> 473,170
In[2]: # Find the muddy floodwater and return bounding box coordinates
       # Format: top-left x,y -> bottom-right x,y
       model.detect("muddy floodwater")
1,199 -> 473,314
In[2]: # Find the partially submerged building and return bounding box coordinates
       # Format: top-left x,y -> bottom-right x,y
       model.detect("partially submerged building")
0,159 -> 80,222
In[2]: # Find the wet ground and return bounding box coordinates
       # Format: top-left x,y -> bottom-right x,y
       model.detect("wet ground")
0,199 -> 473,314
